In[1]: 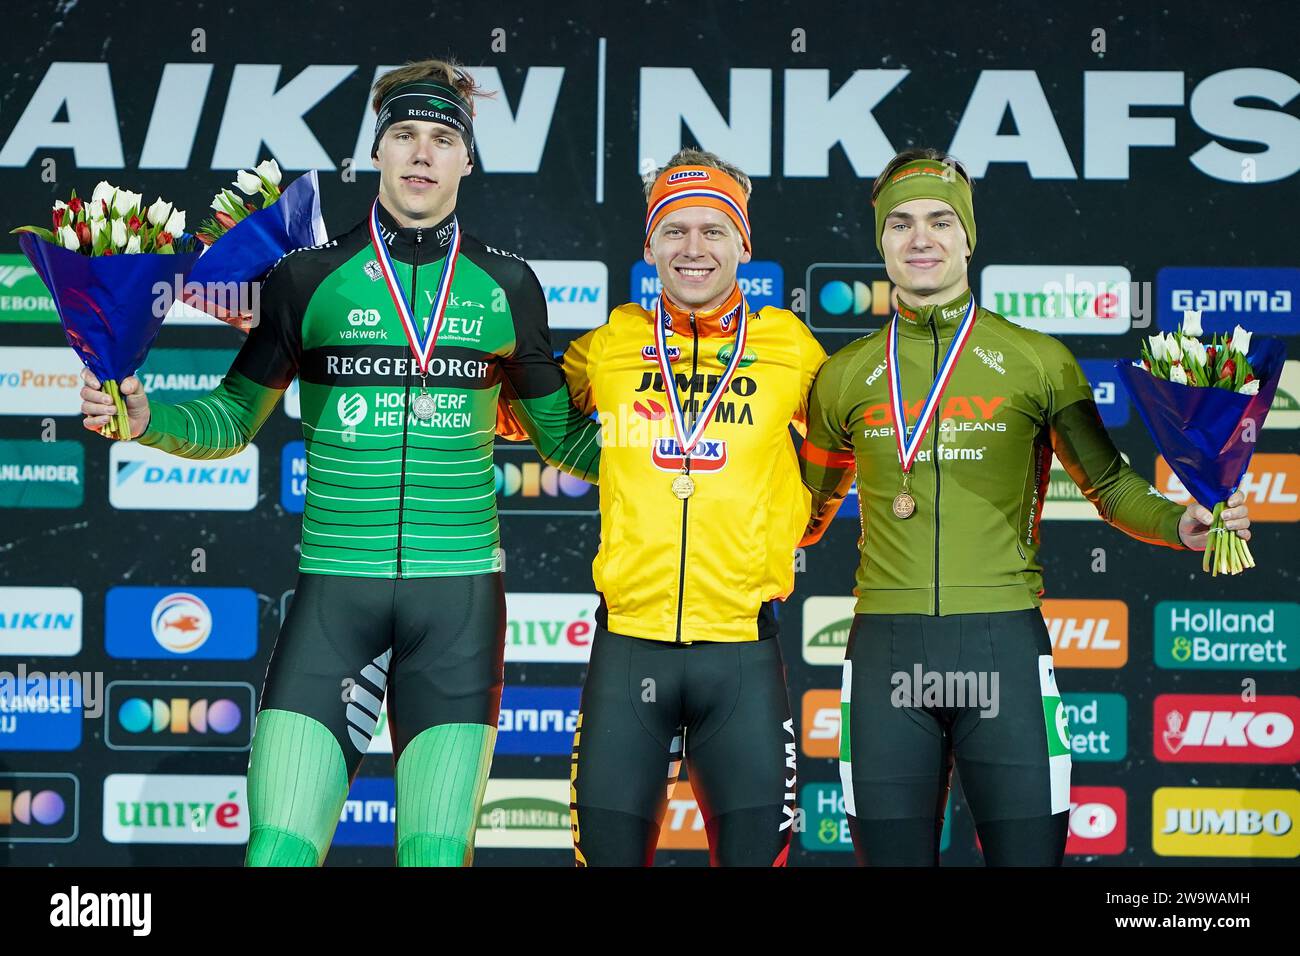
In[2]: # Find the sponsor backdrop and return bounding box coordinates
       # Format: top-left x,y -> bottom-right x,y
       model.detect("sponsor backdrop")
1,0 -> 1297,865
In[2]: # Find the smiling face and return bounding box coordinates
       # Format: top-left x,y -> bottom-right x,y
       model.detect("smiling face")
644,206 -> 751,312
372,119 -> 472,227
880,197 -> 971,305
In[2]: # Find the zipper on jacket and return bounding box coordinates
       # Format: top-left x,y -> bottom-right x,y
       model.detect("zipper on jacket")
673,312 -> 699,643
395,227 -> 421,578
930,316 -> 941,616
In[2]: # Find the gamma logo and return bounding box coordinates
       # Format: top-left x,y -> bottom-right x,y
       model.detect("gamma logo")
1154,694 -> 1300,764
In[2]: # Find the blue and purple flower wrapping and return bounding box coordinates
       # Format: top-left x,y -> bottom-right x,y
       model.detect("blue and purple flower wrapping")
184,169 -> 328,321
17,232 -> 203,386
1116,338 -> 1288,508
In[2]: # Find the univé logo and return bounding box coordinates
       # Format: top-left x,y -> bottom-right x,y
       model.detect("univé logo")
151,593 -> 212,654
1153,787 -> 1300,858
1154,694 -> 1300,764
1066,786 -> 1126,856
1041,599 -> 1128,668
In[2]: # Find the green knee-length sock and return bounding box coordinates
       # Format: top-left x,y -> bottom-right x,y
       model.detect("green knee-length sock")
245,709 -> 351,867
395,723 -> 496,867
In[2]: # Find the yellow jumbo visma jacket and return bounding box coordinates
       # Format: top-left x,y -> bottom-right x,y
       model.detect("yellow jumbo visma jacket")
562,287 -> 827,643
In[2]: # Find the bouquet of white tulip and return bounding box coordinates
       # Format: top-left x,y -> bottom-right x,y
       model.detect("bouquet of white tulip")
194,159 -> 283,246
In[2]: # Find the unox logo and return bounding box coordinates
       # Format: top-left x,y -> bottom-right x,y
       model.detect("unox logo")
641,345 -> 681,363
496,686 -> 581,756
106,681 -> 255,751
1066,786 -> 1126,855
651,437 -> 727,473
106,587 -> 258,661
667,169 -> 710,184
1154,694 -> 1300,763
336,392 -> 368,427
0,773 -> 79,843
1156,266 -> 1300,334
151,593 -> 213,653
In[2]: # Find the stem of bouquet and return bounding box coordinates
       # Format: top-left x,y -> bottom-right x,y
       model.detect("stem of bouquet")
101,379 -> 132,441
1203,501 -> 1223,573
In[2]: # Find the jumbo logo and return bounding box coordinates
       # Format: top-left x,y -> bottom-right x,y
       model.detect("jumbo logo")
651,437 -> 727,473
666,170 -> 710,184
1042,599 -> 1128,668
1156,454 -> 1300,522
641,345 -> 681,363
1153,787 -> 1300,858
862,395 -> 1005,427
1153,694 -> 1300,764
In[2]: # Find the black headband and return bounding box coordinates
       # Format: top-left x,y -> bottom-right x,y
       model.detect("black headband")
371,81 -> 475,160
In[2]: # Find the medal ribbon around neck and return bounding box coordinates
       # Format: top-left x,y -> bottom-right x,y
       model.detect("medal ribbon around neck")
886,296 -> 977,473
367,199 -> 461,375
653,294 -> 749,459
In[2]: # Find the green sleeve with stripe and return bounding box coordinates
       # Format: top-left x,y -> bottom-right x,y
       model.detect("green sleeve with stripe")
799,347 -> 859,545
1041,336 -> 1185,548
136,370 -> 283,459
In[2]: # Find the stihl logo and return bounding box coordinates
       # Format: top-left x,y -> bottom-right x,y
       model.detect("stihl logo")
1042,600 -> 1128,668
862,395 -> 1005,427
1154,695 -> 1300,763
1066,786 -> 1127,856
1157,454 -> 1300,522
801,690 -> 840,758
650,438 -> 727,473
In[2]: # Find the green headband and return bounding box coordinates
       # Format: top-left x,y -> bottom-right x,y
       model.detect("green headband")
873,159 -> 976,258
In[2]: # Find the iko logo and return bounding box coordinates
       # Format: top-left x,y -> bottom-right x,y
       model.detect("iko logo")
102,774 -> 248,845
106,587 -> 258,661
344,650 -> 391,754
1154,695 -> 1300,763
1066,786 -> 1126,855
106,681 -> 255,751
336,392 -> 368,427
0,773 -> 79,843
0,586 -> 82,657
347,308 -> 381,326
650,437 -> 727,473
109,442 -> 259,511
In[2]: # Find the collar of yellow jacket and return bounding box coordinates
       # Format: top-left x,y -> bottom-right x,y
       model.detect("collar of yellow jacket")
656,283 -> 747,339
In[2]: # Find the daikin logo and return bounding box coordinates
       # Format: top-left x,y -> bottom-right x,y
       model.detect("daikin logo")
109,443 -> 258,510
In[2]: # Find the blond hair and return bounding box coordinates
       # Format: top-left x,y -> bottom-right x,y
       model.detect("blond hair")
371,58 -> 495,115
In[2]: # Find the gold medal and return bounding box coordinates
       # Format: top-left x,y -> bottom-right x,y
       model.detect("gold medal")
671,473 -> 695,499
892,492 -> 916,519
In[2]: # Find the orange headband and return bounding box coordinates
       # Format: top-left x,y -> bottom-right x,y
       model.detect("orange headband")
644,165 -> 751,252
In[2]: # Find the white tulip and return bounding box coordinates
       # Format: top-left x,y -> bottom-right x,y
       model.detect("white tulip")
111,218 -> 127,248
147,198 -> 172,227
59,225 -> 80,250
1169,363 -> 1188,385
1164,333 -> 1182,362
254,158 -> 282,186
163,209 -> 185,235
1148,334 -> 1167,362
1184,338 -> 1207,368
90,217 -> 107,242
113,190 -> 139,217
87,196 -> 106,220
1239,380 -> 1260,396
1231,324 -> 1253,355
234,170 -> 262,196
211,189 -> 237,213
53,199 -> 68,212
1181,310 -> 1203,337
91,181 -> 116,206
125,235 -> 141,255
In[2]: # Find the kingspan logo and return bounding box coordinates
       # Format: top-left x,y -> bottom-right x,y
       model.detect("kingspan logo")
973,346 -> 1006,375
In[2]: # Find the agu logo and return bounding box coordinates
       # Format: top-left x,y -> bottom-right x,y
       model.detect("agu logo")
1066,786 -> 1126,856
1154,787 -> 1300,858
151,593 -> 212,653
337,392 -> 368,427
1154,694 -> 1300,763
650,437 -> 727,473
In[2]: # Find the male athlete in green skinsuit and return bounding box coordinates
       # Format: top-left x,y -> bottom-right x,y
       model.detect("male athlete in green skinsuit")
79,59 -> 601,866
